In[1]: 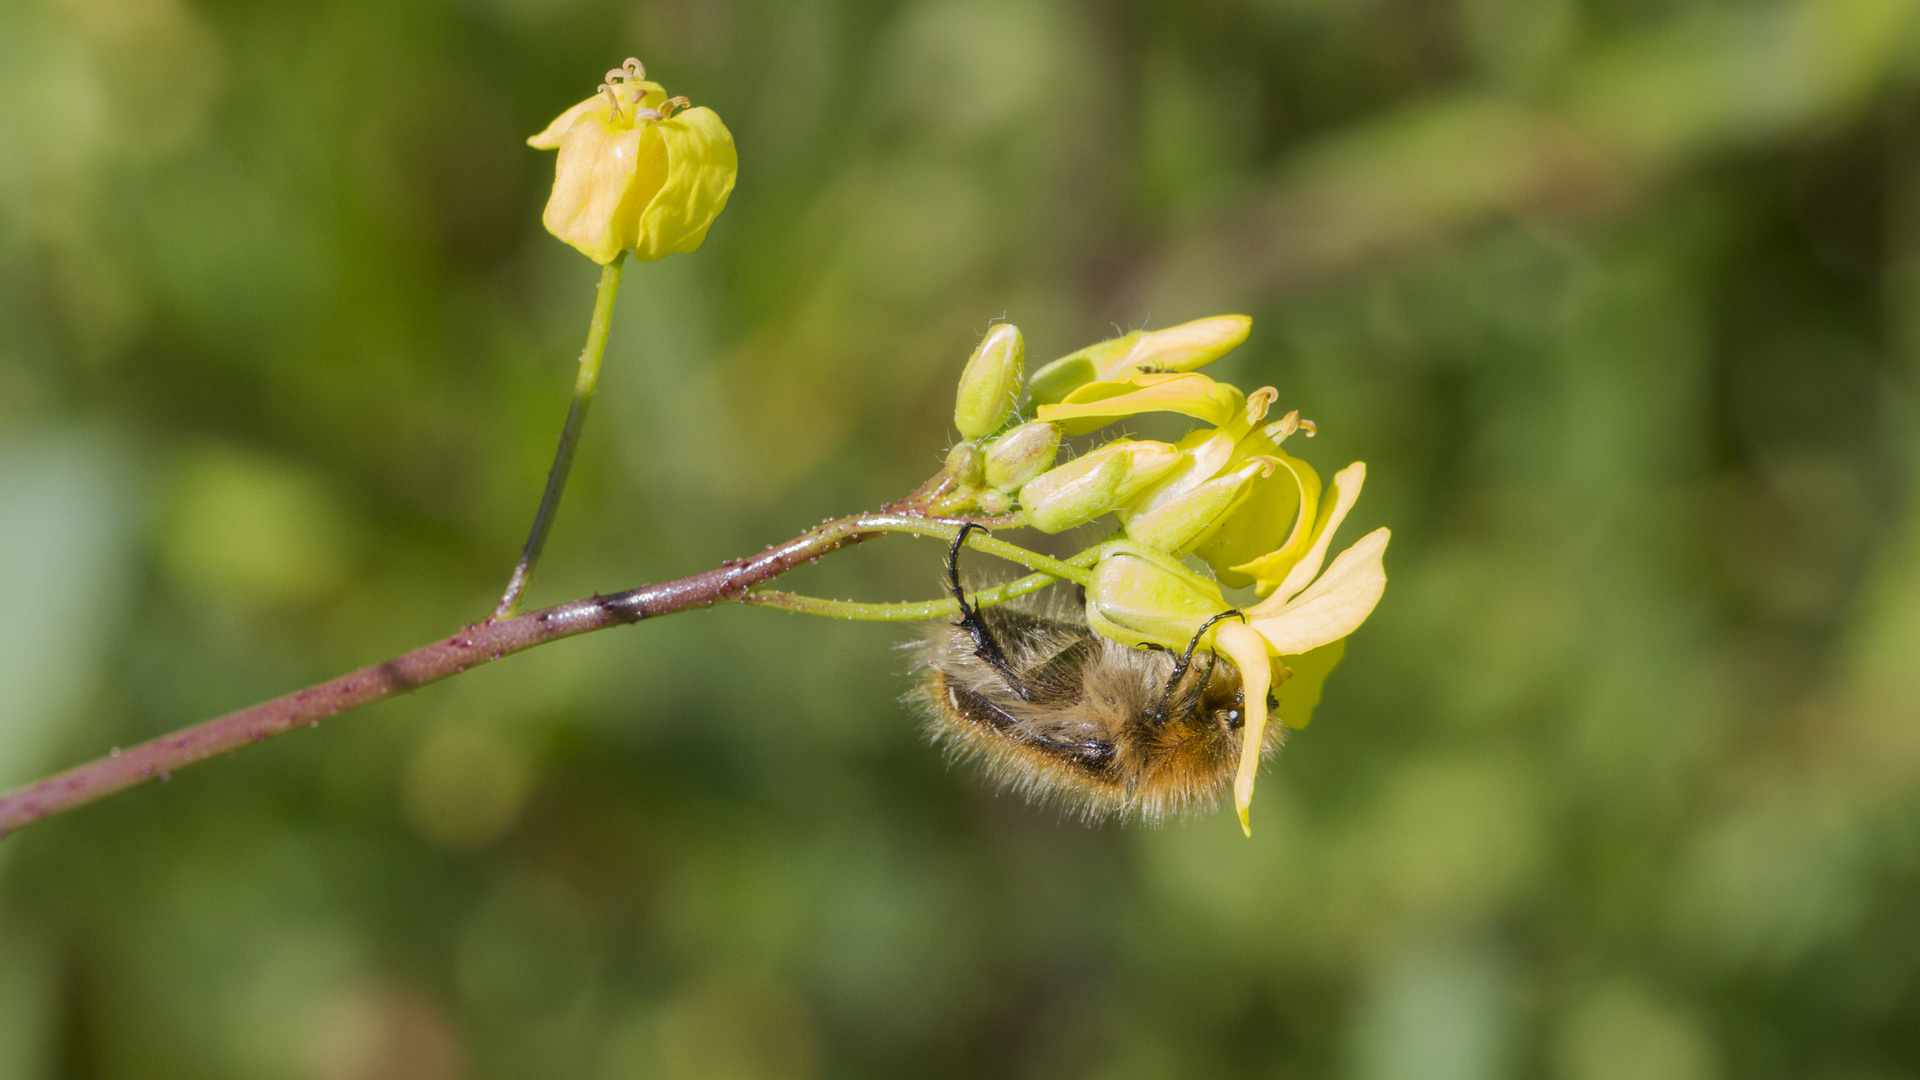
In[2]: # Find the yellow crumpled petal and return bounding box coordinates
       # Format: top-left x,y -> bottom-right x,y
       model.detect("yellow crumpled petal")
1036,372 -> 1245,436
631,106 -> 737,261
529,83 -> 736,265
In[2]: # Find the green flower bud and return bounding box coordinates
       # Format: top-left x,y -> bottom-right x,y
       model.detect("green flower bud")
943,439 -> 985,486
982,421 -> 1062,492
1019,452 -> 1128,534
953,324 -> 1025,438
1018,440 -> 1182,533
1083,542 -> 1230,650
1029,315 -> 1252,404
1123,457 -> 1272,555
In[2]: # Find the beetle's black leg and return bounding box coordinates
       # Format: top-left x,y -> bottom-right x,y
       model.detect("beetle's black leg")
1152,609 -> 1246,723
947,523 -> 1033,701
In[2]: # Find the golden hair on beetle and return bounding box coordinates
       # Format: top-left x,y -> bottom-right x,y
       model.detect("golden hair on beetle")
907,527 -> 1285,822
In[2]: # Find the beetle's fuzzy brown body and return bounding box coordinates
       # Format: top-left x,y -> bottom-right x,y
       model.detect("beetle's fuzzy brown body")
910,603 -> 1285,822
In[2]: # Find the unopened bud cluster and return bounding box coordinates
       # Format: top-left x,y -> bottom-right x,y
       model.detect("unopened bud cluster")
935,314 -> 1392,833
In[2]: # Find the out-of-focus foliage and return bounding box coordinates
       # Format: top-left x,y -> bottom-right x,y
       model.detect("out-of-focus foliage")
4,0 -> 1920,1076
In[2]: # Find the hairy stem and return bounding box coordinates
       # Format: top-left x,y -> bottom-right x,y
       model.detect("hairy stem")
839,513 -> 1093,583
495,256 -> 627,618
0,507 -> 1022,837
744,544 -> 1103,620
746,572 -> 1059,621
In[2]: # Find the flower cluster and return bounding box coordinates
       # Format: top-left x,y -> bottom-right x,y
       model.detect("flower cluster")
944,317 -> 1390,833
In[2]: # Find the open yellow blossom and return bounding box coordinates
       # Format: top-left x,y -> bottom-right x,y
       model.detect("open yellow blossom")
1081,460 -> 1388,834
528,59 -> 738,264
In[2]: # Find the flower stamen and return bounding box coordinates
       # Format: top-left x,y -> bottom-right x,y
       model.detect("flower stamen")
1263,410 -> 1317,443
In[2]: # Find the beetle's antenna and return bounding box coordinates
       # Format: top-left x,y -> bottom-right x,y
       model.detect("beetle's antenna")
1153,609 -> 1246,724
947,524 -> 1033,701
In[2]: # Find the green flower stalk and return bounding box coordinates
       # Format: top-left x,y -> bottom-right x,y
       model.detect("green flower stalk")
497,59 -> 738,618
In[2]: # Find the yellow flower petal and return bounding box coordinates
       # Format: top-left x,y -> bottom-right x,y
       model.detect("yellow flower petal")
1122,457 -> 1270,556
1036,372 -> 1245,436
1125,426 -> 1238,519
1272,638 -> 1345,730
1028,315 -> 1252,404
629,106 -> 737,262
1269,461 -> 1366,604
1213,620 -> 1272,837
1136,315 -> 1252,374
527,95 -> 605,150
1246,526 -> 1390,654
541,111 -> 654,264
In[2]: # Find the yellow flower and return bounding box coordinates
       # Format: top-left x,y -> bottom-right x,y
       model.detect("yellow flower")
528,59 -> 738,265
1079,461 -> 1389,835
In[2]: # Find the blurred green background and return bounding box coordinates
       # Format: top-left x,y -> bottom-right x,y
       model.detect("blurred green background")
5,0 -> 1920,1076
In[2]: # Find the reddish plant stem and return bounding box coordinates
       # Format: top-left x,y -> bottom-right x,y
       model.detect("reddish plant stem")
0,507 -> 1017,837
